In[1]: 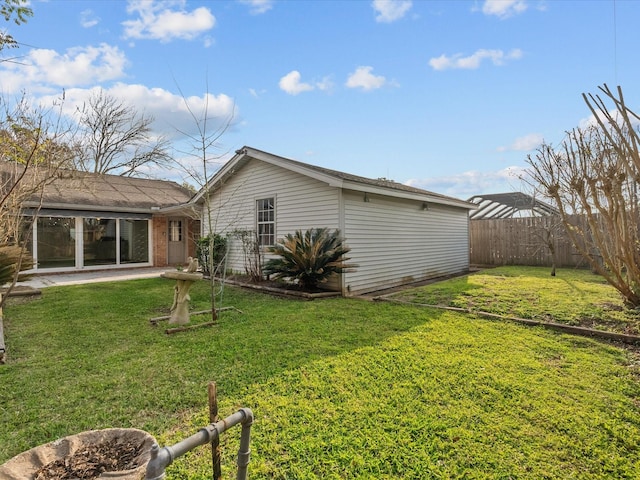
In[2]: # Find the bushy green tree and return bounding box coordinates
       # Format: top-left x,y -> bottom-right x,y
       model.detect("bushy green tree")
263,228 -> 356,291
195,234 -> 227,277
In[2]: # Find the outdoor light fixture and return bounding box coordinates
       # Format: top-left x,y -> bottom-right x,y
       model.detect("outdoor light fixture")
422,202 -> 429,211
364,193 -> 370,202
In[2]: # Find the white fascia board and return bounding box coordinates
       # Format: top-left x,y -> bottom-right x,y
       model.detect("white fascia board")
157,203 -> 200,217
190,151 -> 247,204
341,181 -> 475,210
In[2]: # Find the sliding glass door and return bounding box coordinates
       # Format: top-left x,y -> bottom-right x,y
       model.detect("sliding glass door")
32,215 -> 151,270
119,219 -> 149,264
36,217 -> 76,269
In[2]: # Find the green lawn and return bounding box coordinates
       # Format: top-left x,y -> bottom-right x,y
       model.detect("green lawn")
1,269 -> 640,479
389,266 -> 640,335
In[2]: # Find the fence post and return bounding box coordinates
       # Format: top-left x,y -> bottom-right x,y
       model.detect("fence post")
209,381 -> 222,480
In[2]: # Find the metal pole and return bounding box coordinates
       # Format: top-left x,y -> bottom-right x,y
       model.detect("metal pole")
145,408 -> 254,480
236,409 -> 254,480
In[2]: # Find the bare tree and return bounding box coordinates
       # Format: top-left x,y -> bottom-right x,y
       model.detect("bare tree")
527,84 -> 640,307
0,94 -> 75,363
0,95 -> 75,285
233,229 -> 262,283
173,83 -> 236,322
526,213 -> 566,277
74,90 -> 171,176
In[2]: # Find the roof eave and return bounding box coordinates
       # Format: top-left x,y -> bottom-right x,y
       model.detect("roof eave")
242,147 -> 344,187
190,146 -> 475,210
23,201 -> 165,215
342,181 -> 476,209
157,203 -> 200,216
190,149 -> 249,204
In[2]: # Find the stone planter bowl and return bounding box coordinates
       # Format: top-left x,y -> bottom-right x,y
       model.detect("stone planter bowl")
0,428 -> 156,479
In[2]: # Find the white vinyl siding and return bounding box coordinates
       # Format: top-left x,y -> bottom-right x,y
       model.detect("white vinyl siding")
342,190 -> 469,294
200,155 -> 470,295
201,158 -> 341,275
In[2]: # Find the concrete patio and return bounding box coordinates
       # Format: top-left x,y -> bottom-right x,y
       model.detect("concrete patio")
14,267 -> 168,289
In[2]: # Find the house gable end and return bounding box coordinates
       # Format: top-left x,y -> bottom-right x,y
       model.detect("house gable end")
192,146 -> 474,211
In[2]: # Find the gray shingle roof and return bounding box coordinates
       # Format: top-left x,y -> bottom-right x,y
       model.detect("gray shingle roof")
199,146 -> 474,210
0,161 -> 193,212
273,153 -> 459,201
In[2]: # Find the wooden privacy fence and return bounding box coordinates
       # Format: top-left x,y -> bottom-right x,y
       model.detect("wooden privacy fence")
469,215 -> 590,268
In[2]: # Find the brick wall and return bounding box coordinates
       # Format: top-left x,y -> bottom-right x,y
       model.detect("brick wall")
151,215 -> 200,267
152,216 -> 168,267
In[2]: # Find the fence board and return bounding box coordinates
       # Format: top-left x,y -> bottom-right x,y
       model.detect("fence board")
470,215 -> 588,268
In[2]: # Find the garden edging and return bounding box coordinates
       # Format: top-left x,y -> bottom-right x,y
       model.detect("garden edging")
375,297 -> 640,345
217,277 -> 341,300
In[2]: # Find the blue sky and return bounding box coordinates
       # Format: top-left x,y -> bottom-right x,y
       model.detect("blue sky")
1,0 -> 638,200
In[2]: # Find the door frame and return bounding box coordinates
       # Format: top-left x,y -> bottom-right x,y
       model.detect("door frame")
167,217 -> 187,265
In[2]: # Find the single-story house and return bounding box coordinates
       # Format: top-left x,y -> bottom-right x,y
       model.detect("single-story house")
192,146 -> 475,295
5,147 -> 475,294
3,163 -> 199,273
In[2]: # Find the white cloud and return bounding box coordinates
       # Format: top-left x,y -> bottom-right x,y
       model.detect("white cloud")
372,0 -> 413,23
80,9 -> 100,28
481,0 -> 527,19
239,0 -> 274,15
405,166 -> 528,199
577,107 -> 640,130
123,0 -> 216,42
345,66 -> 387,91
38,83 -> 237,142
279,71 -> 315,95
429,48 -> 523,70
202,36 -> 215,48
278,71 -> 334,95
0,44 -> 128,94
316,76 -> 334,92
497,133 -> 543,152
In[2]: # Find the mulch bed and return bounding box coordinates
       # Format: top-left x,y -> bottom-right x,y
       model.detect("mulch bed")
33,439 -> 144,480
221,275 -> 340,299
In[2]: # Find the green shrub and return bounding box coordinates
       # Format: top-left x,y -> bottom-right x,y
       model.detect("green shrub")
195,234 -> 227,277
263,227 -> 356,290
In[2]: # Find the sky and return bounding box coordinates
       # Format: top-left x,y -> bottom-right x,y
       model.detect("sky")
1,0 -> 639,200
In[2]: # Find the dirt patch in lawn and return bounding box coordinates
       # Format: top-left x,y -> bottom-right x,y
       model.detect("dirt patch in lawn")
574,316 -> 640,336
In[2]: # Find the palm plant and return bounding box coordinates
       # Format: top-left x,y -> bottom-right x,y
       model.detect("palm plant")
263,228 -> 356,291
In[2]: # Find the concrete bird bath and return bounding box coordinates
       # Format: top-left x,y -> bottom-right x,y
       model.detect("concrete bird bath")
161,257 -> 203,325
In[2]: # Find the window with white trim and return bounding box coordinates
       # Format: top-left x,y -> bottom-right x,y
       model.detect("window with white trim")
256,197 -> 275,247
